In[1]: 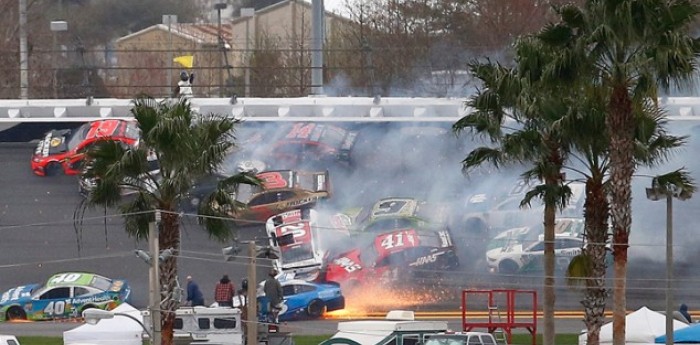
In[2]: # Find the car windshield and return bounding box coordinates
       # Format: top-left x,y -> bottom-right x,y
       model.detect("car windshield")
66,123 -> 92,151
281,243 -> 315,263
425,336 -> 468,345
318,125 -> 346,148
90,275 -> 113,291
364,218 -> 416,232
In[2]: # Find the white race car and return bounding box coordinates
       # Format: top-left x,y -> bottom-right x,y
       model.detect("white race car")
486,231 -> 584,274
265,209 -> 326,281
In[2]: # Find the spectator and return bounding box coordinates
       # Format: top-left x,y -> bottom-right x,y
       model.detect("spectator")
186,276 -> 205,307
263,268 -> 283,323
173,71 -> 194,98
215,275 -> 236,307
680,303 -> 693,323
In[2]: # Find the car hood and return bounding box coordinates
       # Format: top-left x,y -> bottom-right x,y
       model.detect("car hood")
0,284 -> 40,305
34,130 -> 71,157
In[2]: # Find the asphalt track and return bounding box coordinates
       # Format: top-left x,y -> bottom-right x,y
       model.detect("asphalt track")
1,125 -> 700,339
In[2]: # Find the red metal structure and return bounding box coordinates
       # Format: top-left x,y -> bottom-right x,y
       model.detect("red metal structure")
461,289 -> 538,345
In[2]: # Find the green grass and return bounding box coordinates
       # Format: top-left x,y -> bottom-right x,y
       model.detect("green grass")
18,334 -> 580,345
17,337 -> 63,345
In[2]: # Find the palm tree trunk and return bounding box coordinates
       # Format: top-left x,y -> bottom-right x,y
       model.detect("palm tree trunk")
607,85 -> 635,345
159,211 -> 182,345
543,198 -> 556,345
582,173 -> 610,345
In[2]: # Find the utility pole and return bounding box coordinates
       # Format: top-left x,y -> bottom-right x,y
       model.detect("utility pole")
241,8 -> 255,98
246,241 -> 257,345
19,0 -> 28,99
162,15 -> 177,98
215,3 -> 227,98
311,0 -> 324,95
149,211 -> 162,345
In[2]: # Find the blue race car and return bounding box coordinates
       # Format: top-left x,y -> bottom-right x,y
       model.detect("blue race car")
0,272 -> 131,321
258,278 -> 344,322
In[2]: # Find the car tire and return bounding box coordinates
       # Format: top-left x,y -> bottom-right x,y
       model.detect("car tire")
6,307 -> 26,321
499,260 -> 519,274
45,162 -> 62,176
306,299 -> 326,318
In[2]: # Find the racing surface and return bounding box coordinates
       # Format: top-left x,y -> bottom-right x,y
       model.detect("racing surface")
2,120 -> 700,321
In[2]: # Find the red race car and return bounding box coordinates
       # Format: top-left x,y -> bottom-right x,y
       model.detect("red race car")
31,119 -> 140,176
267,122 -> 358,169
323,227 -> 459,290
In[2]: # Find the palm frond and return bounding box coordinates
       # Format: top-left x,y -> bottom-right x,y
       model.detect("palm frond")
566,253 -> 593,287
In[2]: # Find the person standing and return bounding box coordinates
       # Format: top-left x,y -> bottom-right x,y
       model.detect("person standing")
263,269 -> 283,323
186,275 -> 205,307
173,71 -> 194,98
215,275 -> 236,307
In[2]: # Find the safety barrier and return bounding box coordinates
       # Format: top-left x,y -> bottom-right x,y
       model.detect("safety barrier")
0,96 -> 472,123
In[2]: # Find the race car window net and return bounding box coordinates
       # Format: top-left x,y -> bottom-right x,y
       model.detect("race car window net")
67,123 -> 92,151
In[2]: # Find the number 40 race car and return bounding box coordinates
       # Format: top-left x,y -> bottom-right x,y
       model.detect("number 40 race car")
0,272 -> 131,321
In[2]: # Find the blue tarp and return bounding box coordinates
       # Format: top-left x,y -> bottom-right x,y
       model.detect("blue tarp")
656,323 -> 700,343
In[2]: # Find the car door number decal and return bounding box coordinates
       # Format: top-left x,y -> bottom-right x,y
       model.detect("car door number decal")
258,172 -> 288,189
50,273 -> 82,284
86,121 -> 119,138
286,123 -> 316,139
278,223 -> 306,238
380,231 -> 416,249
374,200 -> 406,216
43,301 -> 66,315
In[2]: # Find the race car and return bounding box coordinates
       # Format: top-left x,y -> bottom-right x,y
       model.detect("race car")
485,232 -> 584,274
31,119 -> 140,176
266,122 -> 358,170
187,170 -> 330,224
324,227 -> 459,289
78,148 -> 160,197
331,197 -> 451,233
232,278 -> 344,321
265,209 -> 328,281
486,217 -> 585,252
0,272 -> 131,321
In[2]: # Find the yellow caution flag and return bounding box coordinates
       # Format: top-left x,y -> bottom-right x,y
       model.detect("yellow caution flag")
173,55 -> 194,68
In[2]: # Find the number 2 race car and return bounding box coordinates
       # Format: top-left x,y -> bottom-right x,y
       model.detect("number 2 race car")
31,119 -> 140,176
0,272 -> 131,321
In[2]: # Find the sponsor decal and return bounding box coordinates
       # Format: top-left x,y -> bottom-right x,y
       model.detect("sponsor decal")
41,133 -> 52,157
71,295 -> 112,305
333,257 -> 361,272
50,137 -> 62,147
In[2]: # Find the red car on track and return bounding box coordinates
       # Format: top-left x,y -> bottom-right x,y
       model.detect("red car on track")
31,119 -> 140,176
323,227 -> 459,289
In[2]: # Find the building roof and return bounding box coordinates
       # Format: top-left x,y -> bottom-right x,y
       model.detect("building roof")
116,23 -> 233,45
230,0 -> 349,25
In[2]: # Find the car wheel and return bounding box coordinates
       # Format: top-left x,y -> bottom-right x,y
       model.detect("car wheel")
499,260 -> 519,274
80,305 -> 96,315
6,307 -> 27,321
306,299 -> 326,318
45,162 -> 62,176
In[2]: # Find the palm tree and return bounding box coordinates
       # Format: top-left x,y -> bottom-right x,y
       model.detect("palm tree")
534,1 -> 700,343
454,38 -> 576,345
564,92 -> 687,345
80,96 -> 260,345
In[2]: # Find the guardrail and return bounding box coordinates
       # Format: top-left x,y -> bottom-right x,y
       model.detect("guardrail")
0,96 -> 470,123
0,96 -> 699,123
